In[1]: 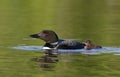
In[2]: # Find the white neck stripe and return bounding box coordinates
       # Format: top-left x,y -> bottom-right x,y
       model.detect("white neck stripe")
50,42 -> 58,45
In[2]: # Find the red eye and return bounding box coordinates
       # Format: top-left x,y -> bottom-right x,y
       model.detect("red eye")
45,34 -> 49,37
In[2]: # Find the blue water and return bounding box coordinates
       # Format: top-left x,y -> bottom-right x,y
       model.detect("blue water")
11,46 -> 120,55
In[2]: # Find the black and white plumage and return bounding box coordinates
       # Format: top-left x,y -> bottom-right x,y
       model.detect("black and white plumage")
30,30 -> 85,49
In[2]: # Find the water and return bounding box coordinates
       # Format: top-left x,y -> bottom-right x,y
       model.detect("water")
11,45 -> 120,55
0,0 -> 120,76
0,0 -> 120,47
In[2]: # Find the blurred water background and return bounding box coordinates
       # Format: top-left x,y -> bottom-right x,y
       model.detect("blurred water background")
0,0 -> 120,47
0,0 -> 120,77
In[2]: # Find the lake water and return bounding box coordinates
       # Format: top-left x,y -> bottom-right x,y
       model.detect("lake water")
0,0 -> 120,76
0,0 -> 120,50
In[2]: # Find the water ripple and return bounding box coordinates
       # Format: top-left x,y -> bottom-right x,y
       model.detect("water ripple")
11,46 -> 120,55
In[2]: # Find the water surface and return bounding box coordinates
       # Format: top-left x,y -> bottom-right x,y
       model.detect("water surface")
0,0 -> 120,77
0,0 -> 120,47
